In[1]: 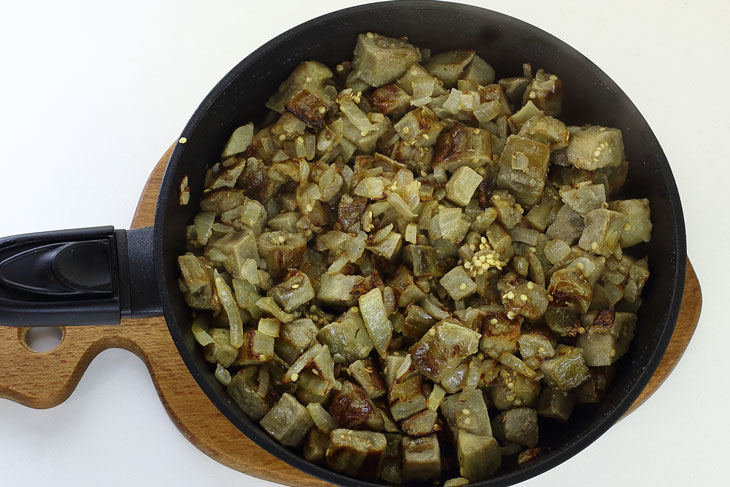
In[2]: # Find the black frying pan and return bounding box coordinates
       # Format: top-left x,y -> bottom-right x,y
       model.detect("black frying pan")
0,2 -> 686,486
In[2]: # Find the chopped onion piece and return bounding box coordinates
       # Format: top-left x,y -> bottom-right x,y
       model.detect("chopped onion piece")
214,364 -> 232,386
213,270 -> 243,348
427,384 -> 447,412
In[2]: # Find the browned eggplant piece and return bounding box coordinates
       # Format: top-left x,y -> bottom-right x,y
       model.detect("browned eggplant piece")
539,346 -> 590,391
401,408 -> 438,437
566,125 -> 625,170
317,313 -> 373,364
432,123 -> 492,172
537,387 -> 576,421
490,368 -> 541,410
338,195 -> 367,233
478,84 -> 512,117
330,381 -> 384,431
227,366 -> 272,421
352,33 -> 421,87
233,329 -> 275,365
401,435 -> 442,483
371,83 -> 411,117
460,54 -> 495,86
266,60 -> 333,113
177,253 -> 218,311
388,374 -> 428,421
575,366 -> 615,404
203,328 -> 238,367
577,309 -> 636,366
608,199 -> 652,247
257,231 -> 307,280
285,89 -> 328,129
404,244 -> 441,277
348,358 -> 387,399
391,139 -> 434,174
394,106 -> 443,147
479,311 -> 522,355
200,188 -> 246,215
548,267 -> 593,314
326,429 -> 387,481
497,135 -> 551,207
424,49 -> 476,88
441,392 -> 492,440
457,431 -> 502,481
409,320 -> 480,382
491,407 -> 539,448
518,115 -> 569,151
268,270 -> 315,312
304,428 -> 330,464
275,318 -> 318,365
522,69 -> 563,116
259,392 -> 313,447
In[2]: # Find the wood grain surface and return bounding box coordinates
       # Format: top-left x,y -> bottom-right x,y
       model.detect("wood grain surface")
0,147 -> 702,487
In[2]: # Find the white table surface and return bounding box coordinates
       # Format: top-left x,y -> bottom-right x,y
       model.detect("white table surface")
0,1 -> 727,485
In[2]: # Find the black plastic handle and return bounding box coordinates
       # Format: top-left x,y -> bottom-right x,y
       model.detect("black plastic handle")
0,226 -> 162,326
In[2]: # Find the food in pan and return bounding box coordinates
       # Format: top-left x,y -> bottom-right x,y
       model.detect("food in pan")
177,32 -> 652,484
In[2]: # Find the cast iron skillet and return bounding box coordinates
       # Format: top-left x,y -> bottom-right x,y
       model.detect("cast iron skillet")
0,1 -> 686,485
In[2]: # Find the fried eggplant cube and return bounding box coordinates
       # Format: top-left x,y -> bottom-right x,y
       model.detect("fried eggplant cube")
330,382 -> 384,431
457,431 -> 502,482
566,125 -> 625,170
227,367 -> 271,421
490,368 -> 541,410
326,429 -> 387,481
424,49 -> 476,88
536,387 -> 576,421
539,346 -> 590,391
352,33 -> 421,87
266,60 -> 333,113
492,408 -> 539,448
233,329 -> 275,365
257,231 -> 307,280
401,409 -> 438,437
389,374 -> 428,421
441,392 -> 492,440
548,267 -> 593,314
440,265 -> 478,301
268,270 -> 315,312
608,198 -> 652,247
518,115 -> 569,150
348,358 -> 387,399
317,314 -> 373,365
401,435 -> 442,483
259,393 -> 313,447
497,135 -> 551,206
304,428 -> 331,464
479,311 -> 522,355
410,320 -> 481,382
578,208 -> 625,258
203,327 -> 238,367
371,83 -> 412,117
394,106 -> 443,147
577,309 -> 637,366
433,123 -> 492,172
276,318 -> 318,365
500,279 -> 549,321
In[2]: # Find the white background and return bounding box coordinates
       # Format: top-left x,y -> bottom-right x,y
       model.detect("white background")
0,0 -> 727,485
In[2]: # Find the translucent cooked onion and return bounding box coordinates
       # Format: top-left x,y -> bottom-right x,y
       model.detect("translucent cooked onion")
213,271 -> 243,348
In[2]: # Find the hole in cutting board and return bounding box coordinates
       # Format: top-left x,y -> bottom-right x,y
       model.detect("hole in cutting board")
24,327 -> 64,353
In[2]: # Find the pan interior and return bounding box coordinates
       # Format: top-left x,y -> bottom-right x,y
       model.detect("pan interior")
155,2 -> 685,486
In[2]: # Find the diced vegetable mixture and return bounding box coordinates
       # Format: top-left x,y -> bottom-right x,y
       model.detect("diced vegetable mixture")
178,32 -> 652,485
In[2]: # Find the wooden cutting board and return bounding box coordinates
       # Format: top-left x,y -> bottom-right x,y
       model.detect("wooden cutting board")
0,145 -> 703,487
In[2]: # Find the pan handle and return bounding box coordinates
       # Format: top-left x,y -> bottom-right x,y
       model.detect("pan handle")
0,226 -> 162,326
